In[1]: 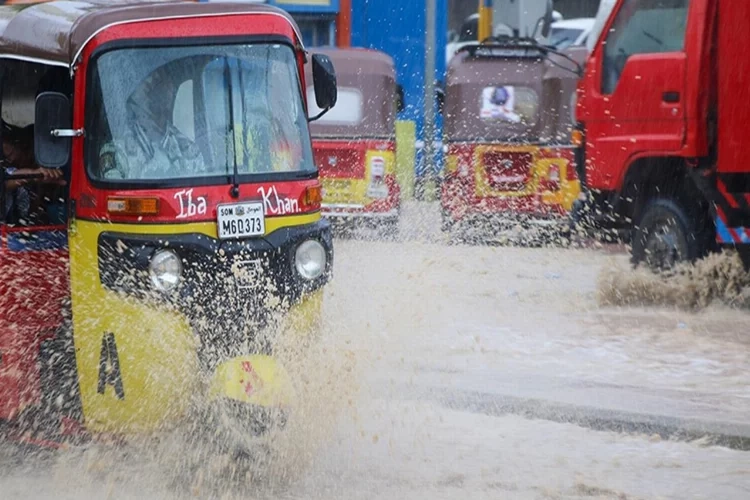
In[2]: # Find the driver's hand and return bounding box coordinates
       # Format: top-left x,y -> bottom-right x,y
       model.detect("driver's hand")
35,167 -> 67,185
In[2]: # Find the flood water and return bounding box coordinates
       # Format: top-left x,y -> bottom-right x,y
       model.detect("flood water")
2,202 -> 749,500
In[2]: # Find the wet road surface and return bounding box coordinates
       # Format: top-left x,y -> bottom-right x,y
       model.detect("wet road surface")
2,202 -> 749,500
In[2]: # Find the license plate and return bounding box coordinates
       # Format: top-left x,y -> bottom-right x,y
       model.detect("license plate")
217,202 -> 265,240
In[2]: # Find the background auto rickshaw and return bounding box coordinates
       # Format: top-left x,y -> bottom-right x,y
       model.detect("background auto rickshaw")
0,0 -> 337,454
440,38 -> 586,241
305,47 -> 403,233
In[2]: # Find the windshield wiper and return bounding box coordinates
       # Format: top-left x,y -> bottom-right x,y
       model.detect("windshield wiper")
642,29 -> 663,46
224,57 -> 240,199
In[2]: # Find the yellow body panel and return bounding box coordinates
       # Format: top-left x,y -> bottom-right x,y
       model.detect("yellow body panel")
321,149 -> 396,206
283,288 -> 323,339
536,158 -> 581,212
473,145 -> 581,212
68,212 -> 322,434
69,220 -> 199,433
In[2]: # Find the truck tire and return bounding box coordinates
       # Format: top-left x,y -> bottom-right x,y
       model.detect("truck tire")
738,247 -> 750,272
631,198 -> 712,271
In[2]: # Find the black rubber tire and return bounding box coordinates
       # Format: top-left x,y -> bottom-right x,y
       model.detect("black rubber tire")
440,206 -> 455,233
379,217 -> 400,240
738,247 -> 750,272
631,198 -> 713,271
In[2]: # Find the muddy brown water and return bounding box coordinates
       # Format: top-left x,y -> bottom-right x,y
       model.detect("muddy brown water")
2,202 -> 749,499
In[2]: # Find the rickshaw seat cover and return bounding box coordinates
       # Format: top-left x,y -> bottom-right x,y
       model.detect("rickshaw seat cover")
305,47 -> 397,139
0,0 -> 303,68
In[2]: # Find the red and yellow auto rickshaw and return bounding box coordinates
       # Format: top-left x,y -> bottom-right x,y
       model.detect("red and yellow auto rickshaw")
0,0 -> 337,453
305,48 -> 403,233
440,36 -> 585,242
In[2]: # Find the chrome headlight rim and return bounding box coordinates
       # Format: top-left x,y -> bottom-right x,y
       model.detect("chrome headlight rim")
294,239 -> 327,281
148,249 -> 183,293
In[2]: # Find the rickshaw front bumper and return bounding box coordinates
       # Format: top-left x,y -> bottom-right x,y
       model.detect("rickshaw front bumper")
442,192 -> 572,225
66,219 -> 331,438
322,203 -> 399,220
98,219 -> 332,368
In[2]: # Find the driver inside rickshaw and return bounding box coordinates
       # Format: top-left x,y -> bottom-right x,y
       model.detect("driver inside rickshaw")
2,121 -> 66,224
99,64 -> 206,180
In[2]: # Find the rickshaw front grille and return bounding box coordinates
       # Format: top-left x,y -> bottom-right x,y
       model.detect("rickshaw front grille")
180,249 -> 294,370
98,238 -> 294,370
97,220 -> 332,372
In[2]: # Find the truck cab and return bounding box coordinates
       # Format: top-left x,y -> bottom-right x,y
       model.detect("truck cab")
574,0 -> 750,269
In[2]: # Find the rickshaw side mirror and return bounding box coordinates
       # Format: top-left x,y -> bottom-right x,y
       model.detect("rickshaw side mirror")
310,53 -> 337,120
396,84 -> 405,113
35,92 -> 72,169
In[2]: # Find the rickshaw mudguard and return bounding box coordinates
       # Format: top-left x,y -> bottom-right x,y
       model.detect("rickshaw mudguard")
209,287 -> 322,407
209,355 -> 295,407
68,220 -> 200,433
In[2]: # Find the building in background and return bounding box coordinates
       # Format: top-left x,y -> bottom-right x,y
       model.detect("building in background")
270,0 -> 340,46
350,0 -> 448,191
553,0 -> 599,18
198,0 -> 350,47
448,0 -> 602,46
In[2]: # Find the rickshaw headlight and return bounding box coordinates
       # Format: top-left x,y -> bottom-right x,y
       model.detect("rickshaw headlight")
149,249 -> 183,292
295,240 -> 326,281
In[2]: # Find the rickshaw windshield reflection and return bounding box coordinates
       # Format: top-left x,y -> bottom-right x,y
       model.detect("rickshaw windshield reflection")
88,43 -> 314,182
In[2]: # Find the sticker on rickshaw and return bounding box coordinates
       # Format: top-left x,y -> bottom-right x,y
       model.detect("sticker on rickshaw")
366,156 -> 388,199
481,86 -> 522,123
217,202 -> 265,240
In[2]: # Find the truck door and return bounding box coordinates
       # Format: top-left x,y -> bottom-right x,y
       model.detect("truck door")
585,0 -> 690,191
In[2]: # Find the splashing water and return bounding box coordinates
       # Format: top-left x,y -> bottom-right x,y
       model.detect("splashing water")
597,250 -> 750,311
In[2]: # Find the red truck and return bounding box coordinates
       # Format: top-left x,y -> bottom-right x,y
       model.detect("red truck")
573,0 -> 750,270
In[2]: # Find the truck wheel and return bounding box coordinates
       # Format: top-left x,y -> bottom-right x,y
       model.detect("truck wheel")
738,247 -> 750,272
631,198 -> 712,271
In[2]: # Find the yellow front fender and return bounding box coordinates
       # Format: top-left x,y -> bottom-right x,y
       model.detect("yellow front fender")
209,354 -> 296,409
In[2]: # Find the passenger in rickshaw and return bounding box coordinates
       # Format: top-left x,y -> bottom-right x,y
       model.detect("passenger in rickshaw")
2,121 -> 65,224
99,64 -> 206,180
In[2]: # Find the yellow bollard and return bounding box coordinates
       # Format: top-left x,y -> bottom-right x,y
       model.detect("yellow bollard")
395,120 -> 416,200
478,0 -> 493,42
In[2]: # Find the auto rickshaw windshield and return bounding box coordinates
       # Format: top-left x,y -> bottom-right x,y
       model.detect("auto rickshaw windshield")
87,42 -> 314,182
